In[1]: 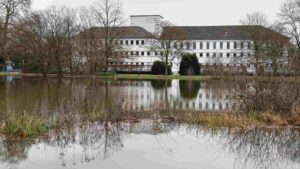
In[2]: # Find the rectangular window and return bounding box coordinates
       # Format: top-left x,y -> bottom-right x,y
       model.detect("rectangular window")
207,42 -> 210,49
131,40 -> 134,45
136,40 -> 139,45
213,53 -> 216,57
147,51 -> 151,56
206,53 -> 210,57
200,53 -> 203,57
213,42 -> 216,49
234,42 -> 237,49
241,42 -> 244,49
141,40 -> 145,45
125,40 -> 129,45
174,42 -> 177,49
241,52 -> 244,57
186,42 -> 190,50
120,40 -> 124,45
227,53 -> 230,57
234,53 -> 237,57
227,42 -> 230,49
155,51 -> 158,56
180,42 -> 184,49
200,42 -> 203,49
220,42 -> 223,49
220,53 -> 223,57
141,51 -> 145,56
161,42 -> 165,48
193,42 -> 197,49
130,51 -> 134,56
248,42 -> 251,49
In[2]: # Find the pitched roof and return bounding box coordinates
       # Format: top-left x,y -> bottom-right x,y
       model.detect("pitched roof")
77,26 -> 155,39
119,26 -> 155,39
161,25 -> 289,41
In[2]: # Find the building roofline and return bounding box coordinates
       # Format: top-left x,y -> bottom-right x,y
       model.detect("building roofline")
130,15 -> 164,19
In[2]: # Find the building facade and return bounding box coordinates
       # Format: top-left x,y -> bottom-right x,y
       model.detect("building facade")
78,15 -> 289,74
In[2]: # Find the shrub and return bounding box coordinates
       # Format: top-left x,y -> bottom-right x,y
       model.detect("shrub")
151,61 -> 172,75
179,54 -> 200,75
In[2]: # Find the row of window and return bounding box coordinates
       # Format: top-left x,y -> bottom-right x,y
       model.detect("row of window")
117,51 -> 251,58
119,40 -> 145,46
118,40 -> 252,50
198,52 -> 251,58
171,41 -> 252,50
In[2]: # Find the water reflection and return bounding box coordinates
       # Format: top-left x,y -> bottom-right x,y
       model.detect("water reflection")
0,121 -> 299,169
0,77 -> 299,169
0,77 -> 243,114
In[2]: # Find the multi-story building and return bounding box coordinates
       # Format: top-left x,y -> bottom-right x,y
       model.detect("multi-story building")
77,15 -> 289,74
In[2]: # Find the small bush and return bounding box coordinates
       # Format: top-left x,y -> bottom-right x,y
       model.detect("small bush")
151,61 -> 172,75
179,54 -> 200,75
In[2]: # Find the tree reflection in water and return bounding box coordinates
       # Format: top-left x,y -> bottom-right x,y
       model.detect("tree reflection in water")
0,121 -> 299,169
0,77 -> 299,169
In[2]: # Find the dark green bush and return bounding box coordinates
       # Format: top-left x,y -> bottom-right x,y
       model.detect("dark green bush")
151,61 -> 172,75
179,54 -> 200,75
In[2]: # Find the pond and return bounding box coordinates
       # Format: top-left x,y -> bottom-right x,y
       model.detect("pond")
0,76 -> 299,169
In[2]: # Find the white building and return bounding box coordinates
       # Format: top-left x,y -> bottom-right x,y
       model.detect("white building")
130,15 -> 163,34
77,15 -> 289,74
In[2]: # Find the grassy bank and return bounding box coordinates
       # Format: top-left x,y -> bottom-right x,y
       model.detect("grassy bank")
174,112 -> 300,129
0,111 -> 299,140
0,113 -> 57,139
0,72 -> 211,80
114,74 -> 211,80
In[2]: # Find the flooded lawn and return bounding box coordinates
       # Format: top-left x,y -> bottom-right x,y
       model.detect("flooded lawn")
0,76 -> 299,169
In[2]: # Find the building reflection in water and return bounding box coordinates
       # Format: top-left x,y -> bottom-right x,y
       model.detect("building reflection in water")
0,77 -> 243,114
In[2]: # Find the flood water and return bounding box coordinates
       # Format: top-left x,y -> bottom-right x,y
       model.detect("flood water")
0,76 -> 299,169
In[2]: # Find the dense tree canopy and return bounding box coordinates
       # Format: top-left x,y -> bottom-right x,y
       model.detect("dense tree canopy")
179,53 -> 200,76
151,61 -> 172,75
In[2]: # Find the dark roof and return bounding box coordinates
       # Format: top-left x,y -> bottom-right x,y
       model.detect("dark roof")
77,26 -> 155,39
119,26 -> 155,39
162,25 -> 289,41
130,15 -> 164,18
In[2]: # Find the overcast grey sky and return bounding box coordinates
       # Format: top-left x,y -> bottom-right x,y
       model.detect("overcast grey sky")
32,0 -> 285,26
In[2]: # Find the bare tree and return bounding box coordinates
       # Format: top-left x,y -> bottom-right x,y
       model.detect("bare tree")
43,6 -> 78,76
241,12 -> 289,75
278,0 -> 300,73
91,0 -> 124,72
14,12 -> 52,76
73,7 -> 105,74
150,21 -> 187,75
241,12 -> 270,75
0,0 -> 31,62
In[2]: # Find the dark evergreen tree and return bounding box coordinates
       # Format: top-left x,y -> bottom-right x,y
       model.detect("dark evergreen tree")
179,54 -> 200,75
151,61 -> 172,75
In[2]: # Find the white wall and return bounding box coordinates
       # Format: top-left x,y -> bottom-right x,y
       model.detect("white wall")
130,15 -> 163,33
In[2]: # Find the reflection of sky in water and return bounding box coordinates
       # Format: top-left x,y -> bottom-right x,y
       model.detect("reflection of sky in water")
0,122 -> 299,169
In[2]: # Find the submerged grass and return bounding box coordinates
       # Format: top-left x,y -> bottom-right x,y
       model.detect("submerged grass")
174,112 -> 300,129
0,113 -> 57,139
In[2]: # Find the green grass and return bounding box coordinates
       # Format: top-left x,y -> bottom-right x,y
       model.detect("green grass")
112,74 -> 211,80
0,113 -> 57,139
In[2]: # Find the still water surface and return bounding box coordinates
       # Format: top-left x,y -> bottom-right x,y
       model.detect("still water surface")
0,76 -> 299,169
